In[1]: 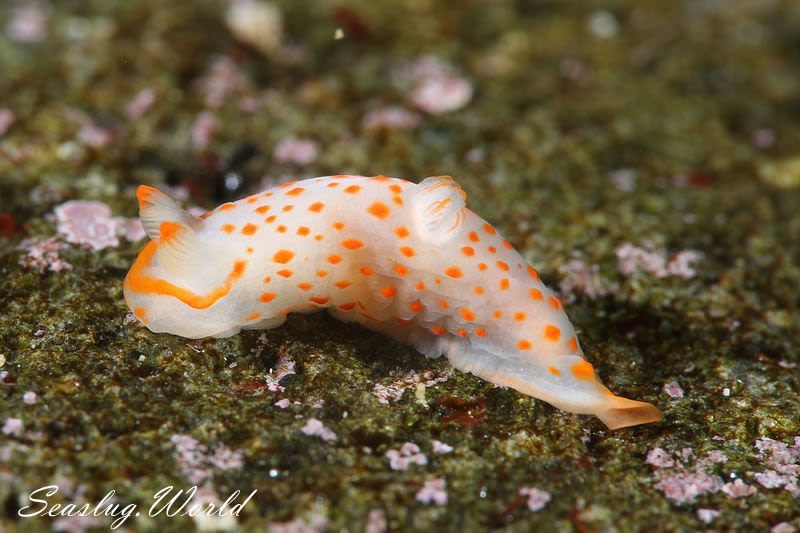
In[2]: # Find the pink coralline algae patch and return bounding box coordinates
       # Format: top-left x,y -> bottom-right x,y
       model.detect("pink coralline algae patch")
273,136 -> 319,166
415,478 -> 447,506
518,487 -> 551,512
364,509 -> 387,533
191,111 -> 218,151
432,440 -> 453,455
126,88 -> 156,119
77,122 -> 113,149
362,106 -> 421,131
300,418 -> 337,443
372,370 -> 448,404
616,242 -> 702,279
697,509 -> 720,524
18,237 -> 73,273
170,434 -> 244,485
752,437 -> 800,495
194,55 -> 253,109
0,108 -> 15,136
2,417 -> 23,437
557,259 -> 610,303
6,4 -> 48,43
396,56 -> 473,115
386,442 -> 427,471
54,200 -> 144,250
647,445 -> 771,505
663,381 -> 685,399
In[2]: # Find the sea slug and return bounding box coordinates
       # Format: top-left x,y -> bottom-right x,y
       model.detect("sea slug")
124,175 -> 661,429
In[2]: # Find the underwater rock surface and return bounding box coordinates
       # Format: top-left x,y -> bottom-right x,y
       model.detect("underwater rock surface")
0,1 -> 798,530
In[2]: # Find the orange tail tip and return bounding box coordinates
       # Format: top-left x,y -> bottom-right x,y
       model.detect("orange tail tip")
596,395 -> 662,430
136,185 -> 160,208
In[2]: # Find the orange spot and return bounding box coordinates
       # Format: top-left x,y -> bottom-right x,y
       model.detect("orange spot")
263,276 -> 271,283
571,360 -> 594,380
310,296 -> 330,305
438,299 -> 449,309
529,288 -> 542,300
549,366 -> 560,376
298,283 -> 313,291
475,328 -> 487,337
360,267 -> 373,276
260,293 -> 276,303
488,246 -> 497,254
159,221 -> 181,241
492,310 -> 502,318
400,246 -> 415,257
367,201 -> 390,219
431,326 -> 446,335
273,249 -> 295,264
247,247 -> 253,254
309,202 -> 325,213
518,340 -> 532,350
316,270 -> 328,278
242,224 -> 258,235
276,225 -> 287,233
266,215 -> 277,223
381,286 -> 397,298
478,262 -> 487,271
548,296 -> 562,310
502,240 -> 513,250
221,224 -> 235,233
460,308 -> 475,322
474,286 -> 484,295
500,278 -> 509,290
484,223 -> 496,235
328,182 -> 339,188
415,281 -> 425,291
123,242 -> 246,310
343,185 -> 361,194
395,226 -> 409,238
393,196 -> 403,206
219,203 -> 236,211
569,337 -> 578,352
395,264 -> 409,276
134,306 -> 146,318
286,187 -> 305,196
409,301 -> 424,312
527,266 -> 540,281
445,266 -> 462,278
338,302 -> 357,311
277,269 -> 293,278
389,184 -> 403,194
334,280 -> 351,289
328,254 -> 342,265
297,226 -> 310,236
247,311 -> 261,320
514,312 -> 526,322
246,196 -> 258,204
496,260 -> 509,271
469,231 -> 480,242
333,221 -> 345,230
342,239 -> 363,250
282,205 -> 294,212
461,246 -> 475,257
545,325 -> 561,342
315,234 -> 323,241
457,329 -> 468,338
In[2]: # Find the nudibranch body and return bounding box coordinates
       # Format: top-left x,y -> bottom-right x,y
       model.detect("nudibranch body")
124,175 -> 661,429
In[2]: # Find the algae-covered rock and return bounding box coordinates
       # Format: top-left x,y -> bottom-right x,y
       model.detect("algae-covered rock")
0,0 -> 799,531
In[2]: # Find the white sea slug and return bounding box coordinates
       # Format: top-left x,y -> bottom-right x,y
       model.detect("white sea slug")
124,175 -> 662,429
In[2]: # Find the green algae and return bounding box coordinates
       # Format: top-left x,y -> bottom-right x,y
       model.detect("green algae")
1,0 -> 799,531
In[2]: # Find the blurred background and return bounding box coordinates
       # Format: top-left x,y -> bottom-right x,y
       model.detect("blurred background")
0,1 -> 799,531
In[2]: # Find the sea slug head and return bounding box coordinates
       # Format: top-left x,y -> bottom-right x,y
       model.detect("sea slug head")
123,186 -> 245,338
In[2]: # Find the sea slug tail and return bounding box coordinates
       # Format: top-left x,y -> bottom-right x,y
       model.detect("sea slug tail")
595,394 -> 662,430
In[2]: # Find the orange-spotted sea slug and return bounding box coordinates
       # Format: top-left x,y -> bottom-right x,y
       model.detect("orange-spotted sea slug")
124,175 -> 662,429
